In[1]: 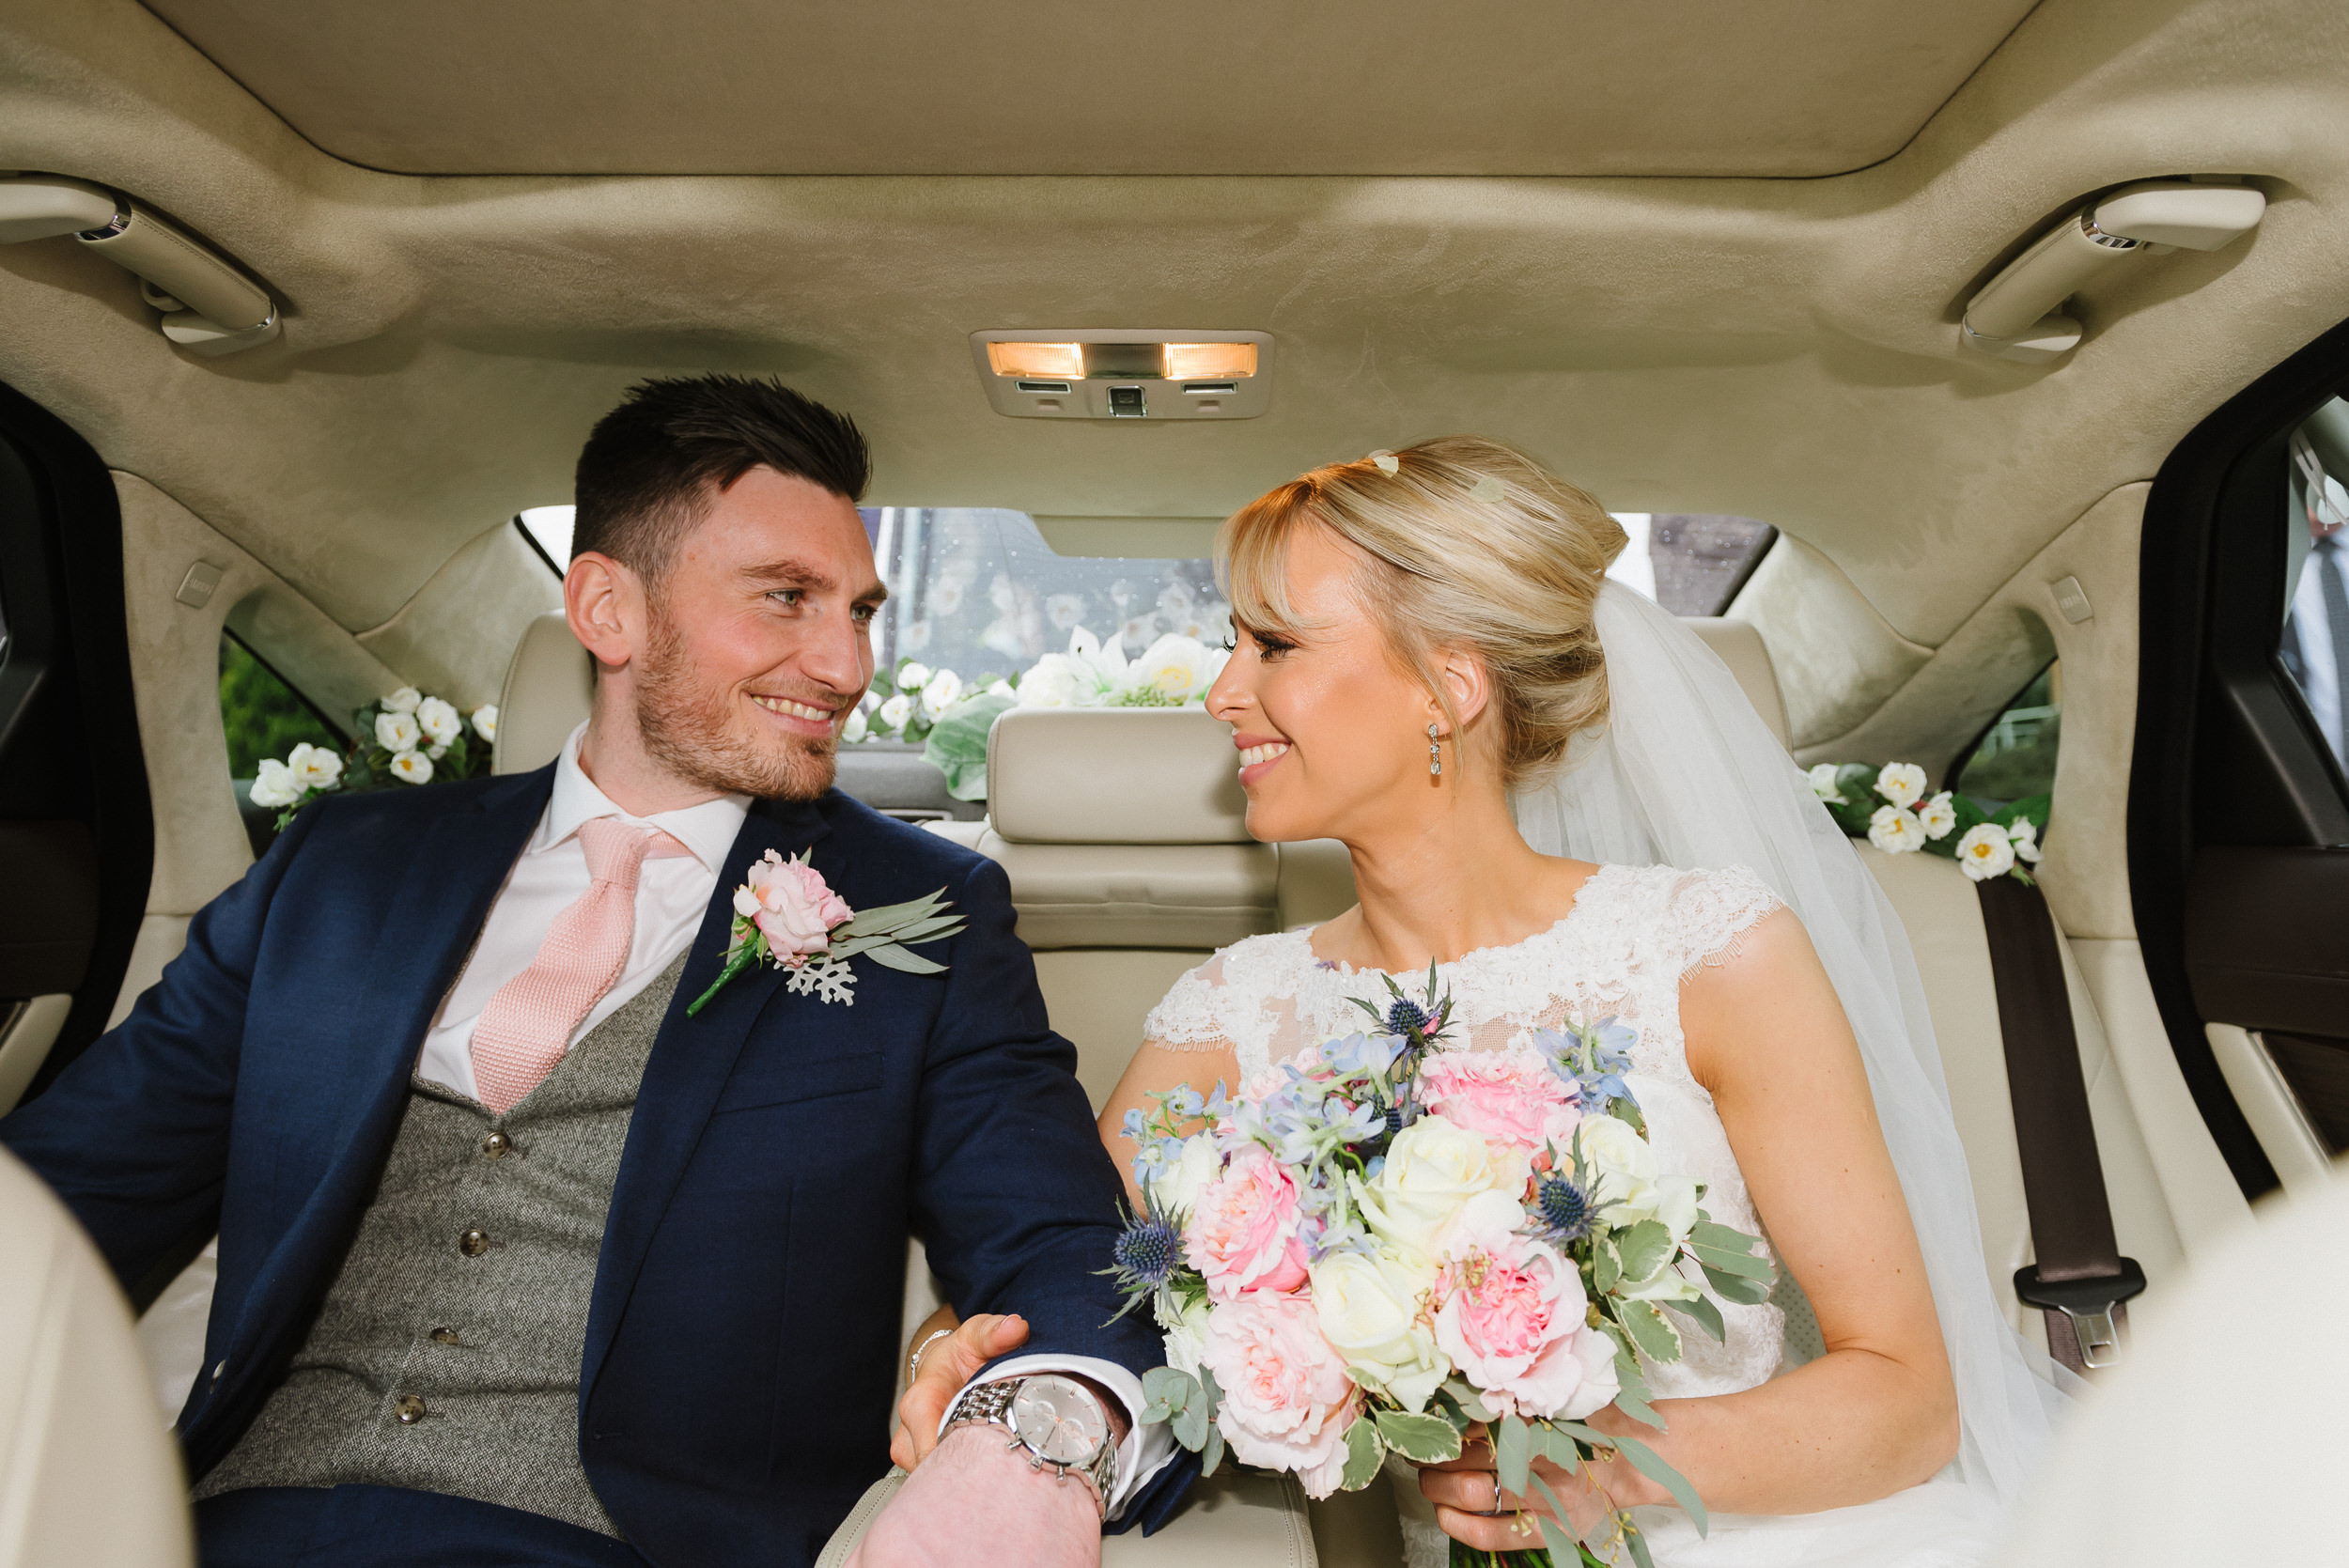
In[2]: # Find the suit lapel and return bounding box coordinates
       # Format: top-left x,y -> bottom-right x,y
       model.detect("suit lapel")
582,794 -> 833,1402
246,770 -> 553,1311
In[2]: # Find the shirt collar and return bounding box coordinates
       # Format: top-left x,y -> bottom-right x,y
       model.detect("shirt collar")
537,722 -> 751,875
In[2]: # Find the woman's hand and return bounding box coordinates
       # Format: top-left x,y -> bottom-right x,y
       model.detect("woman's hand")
1416,1432 -> 1623,1552
889,1309 -> 1032,1471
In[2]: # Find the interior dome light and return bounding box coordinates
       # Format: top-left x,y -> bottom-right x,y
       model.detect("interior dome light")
1161,342 -> 1257,380
986,341 -> 1085,379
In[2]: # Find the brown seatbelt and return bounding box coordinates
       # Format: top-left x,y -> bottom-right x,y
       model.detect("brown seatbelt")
1976,876 -> 2145,1374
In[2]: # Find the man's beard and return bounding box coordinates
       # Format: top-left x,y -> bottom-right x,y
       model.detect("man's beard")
632,602 -> 840,801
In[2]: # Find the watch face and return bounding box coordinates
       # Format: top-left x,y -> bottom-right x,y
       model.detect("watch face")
1011,1375 -> 1107,1465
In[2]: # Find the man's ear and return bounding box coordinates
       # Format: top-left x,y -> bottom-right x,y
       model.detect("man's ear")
566,551 -> 642,673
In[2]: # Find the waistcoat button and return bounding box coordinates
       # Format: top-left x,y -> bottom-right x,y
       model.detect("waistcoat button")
481,1131 -> 514,1158
429,1327 -> 461,1345
459,1228 -> 490,1257
394,1394 -> 428,1424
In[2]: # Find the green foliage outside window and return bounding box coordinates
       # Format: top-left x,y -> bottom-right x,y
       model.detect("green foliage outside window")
1953,665 -> 2061,807
219,635 -> 342,778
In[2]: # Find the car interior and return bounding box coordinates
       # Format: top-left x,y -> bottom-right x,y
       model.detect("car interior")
1,1 -> 2346,1563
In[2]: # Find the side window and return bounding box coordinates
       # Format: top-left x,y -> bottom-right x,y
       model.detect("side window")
218,632 -> 343,852
2280,399 -> 2349,773
1952,663 -> 2060,805
1606,514 -> 1776,614
515,506 -> 572,578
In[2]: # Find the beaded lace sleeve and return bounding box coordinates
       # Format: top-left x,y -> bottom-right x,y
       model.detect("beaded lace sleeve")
1667,864 -> 1786,978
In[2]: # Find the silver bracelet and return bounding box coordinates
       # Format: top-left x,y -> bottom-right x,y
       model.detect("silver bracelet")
907,1327 -> 956,1387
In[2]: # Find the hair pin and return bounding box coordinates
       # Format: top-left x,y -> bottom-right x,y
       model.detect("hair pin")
1370,451 -> 1400,474
1470,475 -> 1503,502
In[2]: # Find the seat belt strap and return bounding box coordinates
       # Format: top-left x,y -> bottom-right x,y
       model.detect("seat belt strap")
1976,876 -> 2145,1374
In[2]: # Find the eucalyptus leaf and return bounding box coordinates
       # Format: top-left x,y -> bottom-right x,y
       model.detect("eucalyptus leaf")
1141,1366 -> 1195,1426
1606,1434 -> 1709,1536
863,942 -> 948,974
1340,1416 -> 1386,1492
1172,1397 -> 1210,1452
1200,1421 -> 1226,1478
1688,1220 -> 1761,1255
837,892 -> 952,937
1530,1423 -> 1582,1474
1495,1414 -> 1532,1498
1625,1519 -> 1657,1568
1614,1219 -> 1674,1282
1667,1293 -> 1727,1344
1698,1264 -> 1776,1306
1373,1409 -> 1463,1463
1441,1376 -> 1498,1424
1609,1381 -> 1665,1434
1530,1476 -> 1586,1547
1688,1243 -> 1774,1281
1620,1300 -> 1682,1363
1199,1364 -> 1224,1417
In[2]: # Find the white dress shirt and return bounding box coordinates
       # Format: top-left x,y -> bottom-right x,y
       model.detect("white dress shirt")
2286,537 -> 2347,765
417,722 -> 1172,1515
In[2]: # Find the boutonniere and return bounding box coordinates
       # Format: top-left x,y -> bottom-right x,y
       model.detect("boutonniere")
685,849 -> 964,1014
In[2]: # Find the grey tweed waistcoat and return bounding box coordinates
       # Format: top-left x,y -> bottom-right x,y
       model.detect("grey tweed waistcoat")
195,951 -> 690,1537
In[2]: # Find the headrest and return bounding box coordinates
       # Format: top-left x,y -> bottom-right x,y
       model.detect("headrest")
493,611 -> 595,775
1684,616 -> 1791,750
988,707 -> 1251,844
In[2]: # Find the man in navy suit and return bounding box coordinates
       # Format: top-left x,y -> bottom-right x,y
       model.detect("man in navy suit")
0,377 -> 1187,1566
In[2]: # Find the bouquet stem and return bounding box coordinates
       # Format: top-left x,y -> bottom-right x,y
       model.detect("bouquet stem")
1449,1542 -> 1610,1568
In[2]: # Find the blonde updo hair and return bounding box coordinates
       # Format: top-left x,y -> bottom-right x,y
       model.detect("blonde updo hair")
1219,436 -> 1626,788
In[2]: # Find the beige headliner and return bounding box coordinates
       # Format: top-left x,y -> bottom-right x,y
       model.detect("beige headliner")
135,0 -> 2039,179
0,0 -> 2344,682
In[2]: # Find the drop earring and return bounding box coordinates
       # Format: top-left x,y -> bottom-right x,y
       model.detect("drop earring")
1428,722 -> 1442,777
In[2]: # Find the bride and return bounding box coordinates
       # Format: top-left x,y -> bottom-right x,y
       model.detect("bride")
905,438 -> 2068,1565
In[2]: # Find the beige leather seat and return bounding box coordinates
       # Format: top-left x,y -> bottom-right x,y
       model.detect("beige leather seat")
0,1147 -> 194,1568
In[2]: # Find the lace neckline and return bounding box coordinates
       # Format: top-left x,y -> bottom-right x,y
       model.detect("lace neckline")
1302,862 -> 1631,980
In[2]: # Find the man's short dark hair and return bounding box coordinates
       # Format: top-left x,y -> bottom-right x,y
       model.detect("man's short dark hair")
571,376 -> 871,582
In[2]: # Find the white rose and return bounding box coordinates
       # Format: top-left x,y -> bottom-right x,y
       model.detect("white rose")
387,749 -> 434,784
1308,1250 -> 1446,1412
375,710 -> 422,752
2009,818 -> 2043,863
841,707 -> 868,743
415,695 -> 462,745
248,758 -> 300,808
1355,1114 -> 1500,1263
920,668 -> 963,722
1867,803 -> 1925,854
1015,654 -> 1084,708
894,662 -> 932,692
381,686 -> 422,714
1577,1114 -> 1660,1227
1146,1133 -> 1221,1219
471,705 -> 499,741
1875,762 -> 1926,809
1807,763 -> 1845,803
876,693 -> 914,733
1916,791 -> 1957,840
286,741 -> 342,790
1955,822 -> 2016,881
1128,633 -> 1222,703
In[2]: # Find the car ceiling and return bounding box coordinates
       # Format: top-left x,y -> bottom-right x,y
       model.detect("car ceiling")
0,0 -> 2344,652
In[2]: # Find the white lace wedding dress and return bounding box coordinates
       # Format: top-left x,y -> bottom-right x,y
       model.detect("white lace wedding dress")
1143,862 -> 1997,1568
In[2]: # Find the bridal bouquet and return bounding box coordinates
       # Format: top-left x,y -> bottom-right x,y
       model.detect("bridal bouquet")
1110,977 -> 1773,1568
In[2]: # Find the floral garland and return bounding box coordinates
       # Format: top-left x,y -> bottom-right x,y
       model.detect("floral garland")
848,629 -> 1230,800
247,685 -> 497,830
1808,762 -> 2046,884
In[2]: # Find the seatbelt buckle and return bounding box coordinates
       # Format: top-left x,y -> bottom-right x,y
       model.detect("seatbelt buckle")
2014,1258 -> 2147,1369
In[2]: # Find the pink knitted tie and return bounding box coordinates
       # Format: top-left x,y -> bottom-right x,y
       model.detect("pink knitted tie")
469,817 -> 687,1114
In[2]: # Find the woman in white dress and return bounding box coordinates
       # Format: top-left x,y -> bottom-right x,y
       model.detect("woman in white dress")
910,438 -> 2067,1564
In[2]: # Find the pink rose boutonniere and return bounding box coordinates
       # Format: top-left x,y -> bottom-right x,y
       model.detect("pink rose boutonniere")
686,848 -> 964,1013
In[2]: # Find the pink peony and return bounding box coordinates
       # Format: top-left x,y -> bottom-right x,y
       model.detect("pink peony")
734,849 -> 852,958
1416,1048 -> 1579,1165
1198,1294 -> 1358,1498
1186,1143 -> 1311,1298
1431,1191 -> 1619,1421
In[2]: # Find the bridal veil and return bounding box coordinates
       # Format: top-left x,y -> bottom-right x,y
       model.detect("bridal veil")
1512,582 -> 2072,1526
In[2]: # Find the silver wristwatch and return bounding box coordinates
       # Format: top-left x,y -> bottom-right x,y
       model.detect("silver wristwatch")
942,1374 -> 1119,1518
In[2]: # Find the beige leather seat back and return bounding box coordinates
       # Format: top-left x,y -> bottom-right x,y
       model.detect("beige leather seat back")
0,1148 -> 193,1568
930,706 -> 1353,1109
493,611 -> 596,776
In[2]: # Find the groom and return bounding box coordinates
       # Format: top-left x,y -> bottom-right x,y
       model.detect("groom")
0,376 -> 1185,1565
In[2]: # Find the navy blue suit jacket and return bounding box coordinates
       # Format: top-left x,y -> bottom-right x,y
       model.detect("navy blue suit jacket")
0,768 -> 1191,1563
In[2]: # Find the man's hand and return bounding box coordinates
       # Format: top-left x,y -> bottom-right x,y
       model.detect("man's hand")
890,1312 -> 1032,1471
848,1424 -> 1101,1568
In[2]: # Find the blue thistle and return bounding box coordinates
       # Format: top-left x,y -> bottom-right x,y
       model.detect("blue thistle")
1533,1172 -> 1594,1244
1099,1196 -> 1191,1322
1386,998 -> 1431,1037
